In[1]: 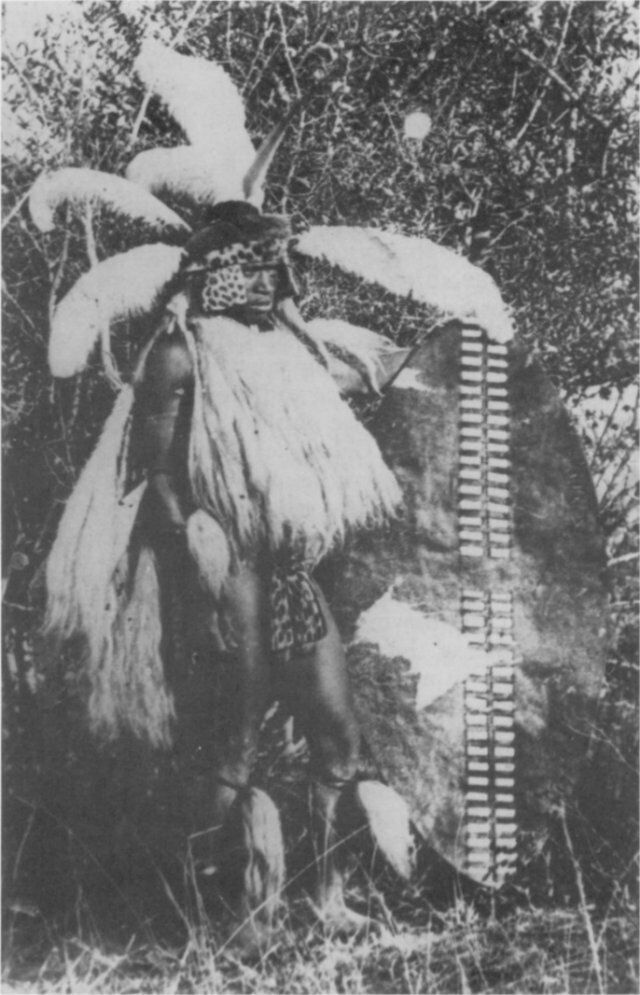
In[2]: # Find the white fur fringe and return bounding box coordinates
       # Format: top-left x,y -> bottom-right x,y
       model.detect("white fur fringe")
45,316 -> 401,746
90,545 -> 175,747
186,509 -> 231,597
186,317 -> 401,563
45,387 -> 175,748
45,386 -> 138,657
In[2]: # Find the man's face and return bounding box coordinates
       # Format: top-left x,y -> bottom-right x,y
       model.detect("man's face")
235,264 -> 279,323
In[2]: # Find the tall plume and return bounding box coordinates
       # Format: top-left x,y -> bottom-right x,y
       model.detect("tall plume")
134,39 -> 254,155
49,243 -> 184,377
242,101 -> 300,204
29,168 -> 189,234
295,226 -> 514,344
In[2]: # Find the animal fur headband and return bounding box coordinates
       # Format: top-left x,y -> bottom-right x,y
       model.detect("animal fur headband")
182,206 -> 292,313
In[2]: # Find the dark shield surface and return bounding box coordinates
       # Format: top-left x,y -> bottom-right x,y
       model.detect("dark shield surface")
322,324 -> 608,877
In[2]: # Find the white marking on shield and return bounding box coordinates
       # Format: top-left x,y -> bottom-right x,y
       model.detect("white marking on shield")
352,588 -> 494,709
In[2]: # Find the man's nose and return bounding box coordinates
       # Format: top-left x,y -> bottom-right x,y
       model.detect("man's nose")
254,269 -> 272,291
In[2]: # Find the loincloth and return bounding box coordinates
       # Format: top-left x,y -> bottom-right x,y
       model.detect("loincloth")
270,563 -> 327,654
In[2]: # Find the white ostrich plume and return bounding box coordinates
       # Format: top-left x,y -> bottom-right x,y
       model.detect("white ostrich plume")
126,145 -> 256,208
29,168 -> 189,234
135,39 -> 254,155
296,226 -> 514,344
49,243 -> 184,377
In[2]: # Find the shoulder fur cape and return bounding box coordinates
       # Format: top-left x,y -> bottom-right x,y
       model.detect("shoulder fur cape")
45,317 -> 400,746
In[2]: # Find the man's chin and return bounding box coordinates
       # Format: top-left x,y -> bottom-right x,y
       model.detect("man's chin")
231,304 -> 274,325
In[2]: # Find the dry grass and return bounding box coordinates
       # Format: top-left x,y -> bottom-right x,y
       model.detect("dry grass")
3,885 -> 638,994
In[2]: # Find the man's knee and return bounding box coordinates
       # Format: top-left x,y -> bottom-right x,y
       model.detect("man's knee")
307,689 -> 361,782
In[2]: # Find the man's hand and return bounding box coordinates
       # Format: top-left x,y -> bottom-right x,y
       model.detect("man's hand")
147,471 -> 188,538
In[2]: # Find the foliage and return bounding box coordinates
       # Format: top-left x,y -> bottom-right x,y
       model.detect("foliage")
3,0 -> 637,553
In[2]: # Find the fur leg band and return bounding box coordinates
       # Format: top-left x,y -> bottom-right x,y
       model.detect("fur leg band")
324,776 -> 415,881
238,788 -> 285,922
353,780 -> 415,880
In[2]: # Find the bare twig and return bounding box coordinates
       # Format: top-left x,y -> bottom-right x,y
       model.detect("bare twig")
559,804 -> 605,994
82,206 -> 98,268
48,222 -> 71,328
2,50 -> 48,125
275,2 -> 302,99
2,188 -> 33,230
586,391 -> 624,473
2,281 -> 38,335
608,551 -> 639,567
506,38 -> 611,131
509,5 -> 572,151
12,808 -> 35,882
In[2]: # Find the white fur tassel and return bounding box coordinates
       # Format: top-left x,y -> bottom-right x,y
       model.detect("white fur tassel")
186,510 -> 230,597
90,545 -> 175,748
29,168 -> 189,234
126,145 -> 256,208
135,40 -> 255,156
306,317 -> 409,393
296,226 -> 514,344
355,780 -> 415,880
240,788 -> 285,921
45,386 -> 138,654
49,243 -> 184,377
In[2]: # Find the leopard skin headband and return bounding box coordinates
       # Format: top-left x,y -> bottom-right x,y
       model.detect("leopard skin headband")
185,235 -> 289,314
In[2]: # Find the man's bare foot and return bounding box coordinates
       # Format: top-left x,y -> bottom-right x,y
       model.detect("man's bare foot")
221,914 -> 280,962
310,897 -> 390,941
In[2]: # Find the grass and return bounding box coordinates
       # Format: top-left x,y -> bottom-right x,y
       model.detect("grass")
3,897 -> 638,994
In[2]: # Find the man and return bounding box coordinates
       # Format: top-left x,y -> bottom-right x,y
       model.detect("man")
130,199 -> 406,931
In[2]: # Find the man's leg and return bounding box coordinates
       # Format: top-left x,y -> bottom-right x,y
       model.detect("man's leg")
174,556 -> 280,927
210,560 -> 286,938
214,560 -> 273,790
275,583 -> 361,920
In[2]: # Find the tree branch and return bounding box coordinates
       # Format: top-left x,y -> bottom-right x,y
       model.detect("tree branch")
508,5 -> 572,150
495,25 -> 613,132
275,3 -> 302,100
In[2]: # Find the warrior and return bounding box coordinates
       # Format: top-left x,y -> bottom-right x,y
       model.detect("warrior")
131,197 -> 407,930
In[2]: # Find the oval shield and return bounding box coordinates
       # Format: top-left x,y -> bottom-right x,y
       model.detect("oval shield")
320,323 -> 608,884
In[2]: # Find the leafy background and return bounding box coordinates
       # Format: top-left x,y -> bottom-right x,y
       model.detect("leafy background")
2,2 -> 638,991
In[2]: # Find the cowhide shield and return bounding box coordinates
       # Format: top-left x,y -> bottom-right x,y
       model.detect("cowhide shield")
320,323 -> 608,881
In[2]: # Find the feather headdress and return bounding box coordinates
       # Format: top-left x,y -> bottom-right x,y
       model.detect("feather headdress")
30,39 -> 297,377
135,40 -> 254,154
49,244 -> 184,377
31,38 -> 513,383
126,145 -> 251,207
29,168 -> 189,235
295,226 -> 514,344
